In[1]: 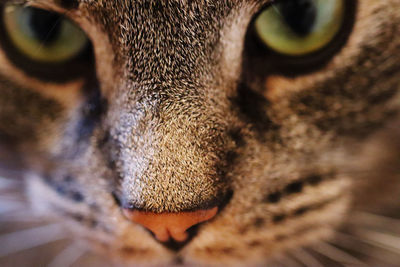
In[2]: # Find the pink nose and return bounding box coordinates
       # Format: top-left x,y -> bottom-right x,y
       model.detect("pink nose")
123,207 -> 218,242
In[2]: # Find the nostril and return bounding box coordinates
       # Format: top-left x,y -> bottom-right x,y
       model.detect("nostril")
122,207 -> 218,243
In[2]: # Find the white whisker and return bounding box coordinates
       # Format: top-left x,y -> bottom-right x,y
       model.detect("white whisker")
0,197 -> 24,205
0,216 -> 41,222
47,242 -> 86,267
272,4 -> 283,18
311,241 -> 367,266
0,210 -> 41,222
349,212 -> 400,230
0,177 -> 20,189
333,232 -> 400,264
291,248 -> 324,267
0,223 -> 67,257
333,232 -> 369,251
0,195 -> 25,202
352,228 -> 400,254
0,201 -> 24,214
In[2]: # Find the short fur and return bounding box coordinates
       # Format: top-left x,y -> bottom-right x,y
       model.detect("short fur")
0,0 -> 399,266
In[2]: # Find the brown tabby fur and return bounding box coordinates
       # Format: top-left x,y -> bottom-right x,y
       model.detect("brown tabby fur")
0,0 -> 399,266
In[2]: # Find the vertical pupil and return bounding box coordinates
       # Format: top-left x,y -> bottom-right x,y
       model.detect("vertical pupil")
27,8 -> 62,44
278,0 -> 317,36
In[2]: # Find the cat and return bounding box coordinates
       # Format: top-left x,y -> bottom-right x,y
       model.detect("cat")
0,0 -> 399,266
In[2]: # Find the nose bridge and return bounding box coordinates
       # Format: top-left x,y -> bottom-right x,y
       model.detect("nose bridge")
116,1 -> 224,83
118,107 -> 228,212
111,78 -> 232,213
104,3 -> 236,214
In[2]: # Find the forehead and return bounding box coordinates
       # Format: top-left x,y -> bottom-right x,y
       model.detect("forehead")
23,0 -> 271,83
73,0 -> 268,21
63,0 -> 268,10
27,0 -> 270,40
66,1 -> 266,65
40,0 -> 270,24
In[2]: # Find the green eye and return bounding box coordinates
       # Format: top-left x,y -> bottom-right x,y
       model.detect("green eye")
3,4 -> 88,63
254,0 -> 345,56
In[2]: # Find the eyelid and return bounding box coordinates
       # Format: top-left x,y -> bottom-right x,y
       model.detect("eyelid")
15,0 -> 70,15
6,0 -> 29,6
269,0 -> 283,7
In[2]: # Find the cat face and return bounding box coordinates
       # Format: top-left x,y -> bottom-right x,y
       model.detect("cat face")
0,0 -> 399,266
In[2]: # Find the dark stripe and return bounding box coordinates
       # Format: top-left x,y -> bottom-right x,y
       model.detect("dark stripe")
274,224 -> 324,242
58,0 -> 79,9
44,175 -> 85,202
272,195 -> 343,224
51,207 -> 114,233
263,173 -> 335,204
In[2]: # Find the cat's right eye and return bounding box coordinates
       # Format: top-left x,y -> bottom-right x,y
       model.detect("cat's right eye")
254,0 -> 345,56
0,3 -> 94,81
245,0 -> 356,76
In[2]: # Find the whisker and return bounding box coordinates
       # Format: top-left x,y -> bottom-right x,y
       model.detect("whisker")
333,231 -> 400,265
34,17 -> 64,56
0,216 -> 42,223
0,223 -> 67,257
311,241 -> 367,266
47,242 -> 87,267
349,212 -> 400,231
329,169 -> 390,177
0,178 -> 19,189
0,210 -> 42,222
0,195 -> 25,202
352,228 -> 400,253
0,201 -> 24,214
291,248 -> 324,267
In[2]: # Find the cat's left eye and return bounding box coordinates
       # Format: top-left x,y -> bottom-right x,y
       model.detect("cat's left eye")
2,4 -> 88,63
0,3 -> 94,81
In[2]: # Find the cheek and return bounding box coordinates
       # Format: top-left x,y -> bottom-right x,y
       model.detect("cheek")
0,42 -> 85,104
184,202 -> 350,266
0,64 -> 89,165
0,80 -> 64,151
